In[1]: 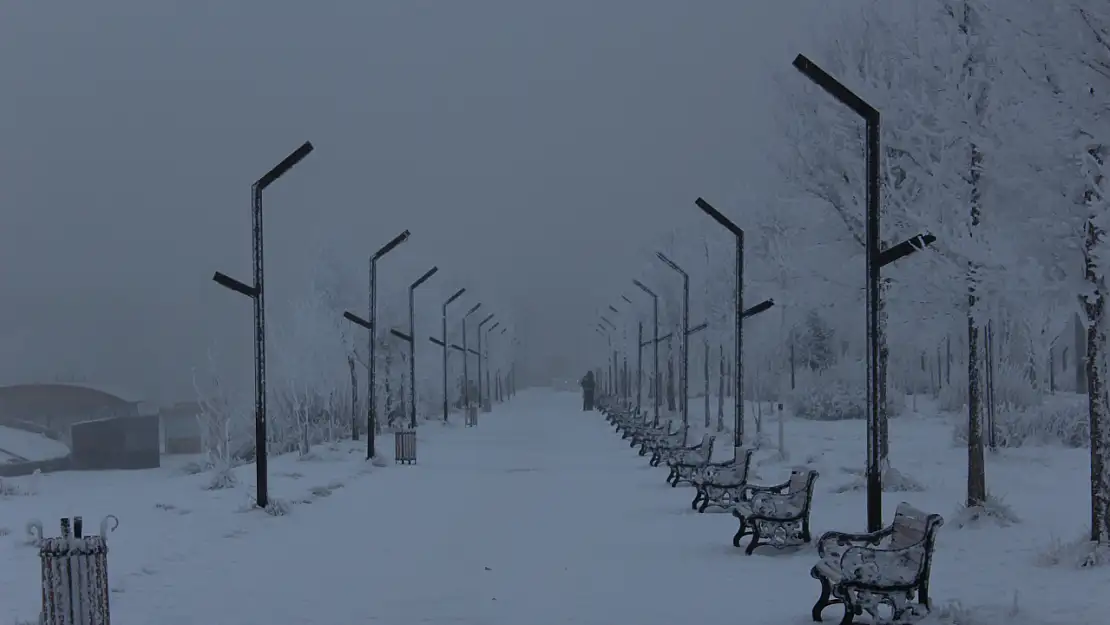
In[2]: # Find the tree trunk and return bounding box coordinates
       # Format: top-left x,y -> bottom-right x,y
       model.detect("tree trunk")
1083,144 -> 1110,545
966,142 -> 987,508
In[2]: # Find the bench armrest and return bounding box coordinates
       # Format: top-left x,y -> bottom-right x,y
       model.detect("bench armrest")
740,479 -> 790,500
815,527 -> 893,559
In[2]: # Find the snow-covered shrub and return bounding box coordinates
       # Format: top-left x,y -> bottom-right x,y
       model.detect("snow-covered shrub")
951,492 -> 1021,528
192,352 -> 252,473
1037,531 -> 1110,568
0,471 -> 39,497
951,393 -> 1088,448
204,466 -> 238,491
790,362 -> 865,421
267,268 -> 368,453
263,497 -> 293,517
939,358 -> 1042,413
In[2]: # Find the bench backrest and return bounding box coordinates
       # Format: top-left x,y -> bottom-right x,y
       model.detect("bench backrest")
734,448 -> 754,481
782,469 -> 818,514
788,469 -> 814,494
697,433 -> 712,449
889,503 -> 942,550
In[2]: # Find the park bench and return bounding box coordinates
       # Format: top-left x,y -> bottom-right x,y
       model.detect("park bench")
691,448 -> 754,512
809,503 -> 943,625
666,434 -> 717,487
617,409 -> 649,438
630,419 -> 672,454
649,428 -> 700,467
648,424 -> 688,466
731,468 -> 819,554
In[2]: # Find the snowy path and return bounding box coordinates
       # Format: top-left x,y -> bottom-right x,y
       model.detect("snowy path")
112,390 -> 802,625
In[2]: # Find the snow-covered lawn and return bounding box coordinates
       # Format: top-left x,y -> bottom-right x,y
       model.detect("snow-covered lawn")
1,390 -> 1105,624
0,425 -> 69,463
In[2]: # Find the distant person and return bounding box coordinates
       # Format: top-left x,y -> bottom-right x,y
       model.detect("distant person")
580,370 -> 596,411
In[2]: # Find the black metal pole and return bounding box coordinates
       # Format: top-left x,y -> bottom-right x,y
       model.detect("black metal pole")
462,303 -> 482,411
477,313 -> 495,410
694,198 -> 748,448
633,279 -> 661,426
407,266 -> 438,429
368,257 -> 378,456
865,114 -> 882,530
499,326 -> 508,402
250,183 -> 267,504
793,54 -> 932,531
656,252 -> 690,428
212,140 -> 314,509
367,230 -> 411,459
485,321 -> 500,410
653,293 -> 659,425
442,288 -> 466,421
637,321 -> 643,414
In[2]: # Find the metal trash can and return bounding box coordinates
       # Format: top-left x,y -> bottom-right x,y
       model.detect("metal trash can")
40,515 -> 119,625
394,430 -> 417,465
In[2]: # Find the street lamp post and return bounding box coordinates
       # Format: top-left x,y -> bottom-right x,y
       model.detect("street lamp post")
387,266 -> 438,429
656,252 -> 690,428
484,321 -> 501,411
597,322 -> 613,395
441,288 -> 466,422
212,140 -> 314,509
608,305 -> 623,399
600,316 -> 617,397
498,326 -> 508,402
365,230 -> 411,459
462,303 -> 483,411
793,53 -> 936,531
633,279 -> 661,426
477,313 -> 495,411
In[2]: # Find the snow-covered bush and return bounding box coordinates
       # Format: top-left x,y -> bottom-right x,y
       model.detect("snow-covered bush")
1037,531 -> 1110,568
938,356 -> 1042,413
951,393 -> 1088,448
951,492 -> 1021,528
192,353 -> 251,478
789,361 -> 866,421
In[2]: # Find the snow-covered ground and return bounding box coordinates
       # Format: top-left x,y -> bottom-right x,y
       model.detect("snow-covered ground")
0,425 -> 69,463
1,390 -> 1105,624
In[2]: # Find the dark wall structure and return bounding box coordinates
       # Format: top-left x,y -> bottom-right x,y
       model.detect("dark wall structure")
70,415 -> 160,470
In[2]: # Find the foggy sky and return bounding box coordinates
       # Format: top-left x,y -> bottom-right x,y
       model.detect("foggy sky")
0,0 -> 845,401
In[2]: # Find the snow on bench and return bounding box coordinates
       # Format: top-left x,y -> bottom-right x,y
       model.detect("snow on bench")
731,468 -> 819,554
810,502 -> 943,625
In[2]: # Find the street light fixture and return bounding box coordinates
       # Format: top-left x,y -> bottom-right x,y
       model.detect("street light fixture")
656,251 -> 690,428
498,325 -> 509,402
633,279 -> 661,426
793,53 -> 936,531
387,266 -> 438,429
477,312 -> 495,411
362,229 -> 412,459
441,288 -> 466,422
483,320 -> 500,411
212,140 -> 314,509
462,303 -> 483,411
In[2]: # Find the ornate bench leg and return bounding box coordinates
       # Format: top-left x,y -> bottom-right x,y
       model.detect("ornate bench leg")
732,516 -> 749,548
744,523 -> 763,555
691,489 -> 703,510
812,576 -> 833,622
